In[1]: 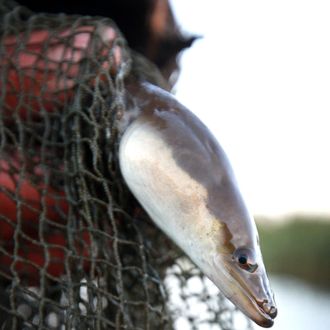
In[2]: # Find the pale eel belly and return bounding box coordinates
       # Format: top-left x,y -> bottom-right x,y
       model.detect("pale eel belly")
119,82 -> 277,328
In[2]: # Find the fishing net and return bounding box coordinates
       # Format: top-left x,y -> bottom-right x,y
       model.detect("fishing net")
0,1 -> 252,329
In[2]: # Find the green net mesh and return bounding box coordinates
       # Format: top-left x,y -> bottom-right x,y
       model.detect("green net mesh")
0,1 -> 252,329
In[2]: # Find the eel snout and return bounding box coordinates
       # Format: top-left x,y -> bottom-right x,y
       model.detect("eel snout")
212,250 -> 277,328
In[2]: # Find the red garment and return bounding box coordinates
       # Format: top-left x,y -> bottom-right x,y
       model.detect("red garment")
1,24 -> 121,119
0,23 -> 120,283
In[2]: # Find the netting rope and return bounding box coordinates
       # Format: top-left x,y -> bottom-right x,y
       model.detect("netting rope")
0,2 -> 251,329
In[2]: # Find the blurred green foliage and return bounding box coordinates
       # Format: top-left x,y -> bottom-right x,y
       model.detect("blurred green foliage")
256,216 -> 330,290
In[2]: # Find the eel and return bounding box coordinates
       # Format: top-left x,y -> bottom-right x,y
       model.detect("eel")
119,81 -> 277,328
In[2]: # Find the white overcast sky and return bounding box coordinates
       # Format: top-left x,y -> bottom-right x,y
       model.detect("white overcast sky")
170,0 -> 330,218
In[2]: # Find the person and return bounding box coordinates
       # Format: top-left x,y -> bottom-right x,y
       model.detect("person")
17,0 -> 196,85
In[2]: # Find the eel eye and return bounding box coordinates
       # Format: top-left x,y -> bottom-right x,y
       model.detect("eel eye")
234,248 -> 258,273
238,255 -> 248,265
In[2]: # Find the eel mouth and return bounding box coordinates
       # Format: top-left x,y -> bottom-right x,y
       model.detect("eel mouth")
213,258 -> 277,328
234,273 -> 277,328
249,294 -> 277,328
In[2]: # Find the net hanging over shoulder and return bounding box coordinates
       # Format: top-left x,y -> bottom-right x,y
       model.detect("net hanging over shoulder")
0,1 -> 252,329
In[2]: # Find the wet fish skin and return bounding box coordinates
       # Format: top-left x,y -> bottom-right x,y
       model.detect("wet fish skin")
119,81 -> 277,327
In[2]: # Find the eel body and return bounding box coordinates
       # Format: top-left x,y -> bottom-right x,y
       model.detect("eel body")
119,82 -> 277,328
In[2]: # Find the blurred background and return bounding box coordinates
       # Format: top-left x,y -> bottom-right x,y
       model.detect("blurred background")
170,0 -> 330,329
